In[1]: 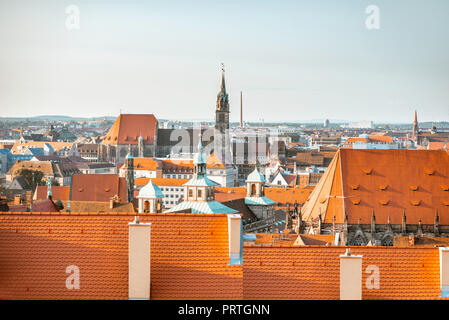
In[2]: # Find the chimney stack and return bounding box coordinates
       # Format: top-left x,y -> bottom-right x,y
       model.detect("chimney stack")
228,214 -> 243,265
128,216 -> 151,299
340,248 -> 363,300
439,247 -> 449,297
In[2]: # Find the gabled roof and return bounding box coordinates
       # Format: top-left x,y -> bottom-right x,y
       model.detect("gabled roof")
71,174 -> 128,203
31,199 -> 59,212
302,149 -> 449,225
246,167 -> 265,183
8,176 -> 31,190
7,161 -> 54,177
0,212 -> 242,299
60,201 -> 135,212
102,114 -> 158,145
34,186 -> 70,201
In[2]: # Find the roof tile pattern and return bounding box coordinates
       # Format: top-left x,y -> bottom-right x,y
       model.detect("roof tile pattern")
102,114 -> 158,145
0,213 -> 242,300
303,149 -> 449,224
71,174 -> 128,203
243,246 -> 441,300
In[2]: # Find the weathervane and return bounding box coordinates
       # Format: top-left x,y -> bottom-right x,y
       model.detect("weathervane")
221,62 -> 225,73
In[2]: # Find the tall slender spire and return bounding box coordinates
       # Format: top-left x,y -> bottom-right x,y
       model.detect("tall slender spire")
220,63 -> 226,91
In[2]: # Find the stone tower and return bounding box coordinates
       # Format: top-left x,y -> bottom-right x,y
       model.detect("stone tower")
124,146 -> 135,203
138,135 -> 144,158
214,64 -> 230,166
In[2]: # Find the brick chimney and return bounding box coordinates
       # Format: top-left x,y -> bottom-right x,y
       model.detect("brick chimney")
340,248 -> 363,300
228,214 -> 243,265
128,216 -> 151,299
439,247 -> 449,297
14,195 -> 21,205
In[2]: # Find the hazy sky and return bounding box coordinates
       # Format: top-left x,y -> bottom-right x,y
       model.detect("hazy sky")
0,0 -> 448,122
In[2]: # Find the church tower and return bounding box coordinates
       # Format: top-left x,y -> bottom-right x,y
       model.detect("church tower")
124,146 -> 135,203
214,64 -> 231,166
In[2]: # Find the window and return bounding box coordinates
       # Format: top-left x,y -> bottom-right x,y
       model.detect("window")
189,189 -> 193,198
198,189 -> 202,198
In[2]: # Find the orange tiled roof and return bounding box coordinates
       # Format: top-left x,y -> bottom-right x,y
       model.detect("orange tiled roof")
61,201 -> 135,213
302,149 -> 449,225
122,158 -> 161,171
215,186 -> 314,207
0,212 -> 242,300
428,141 -> 448,150
31,199 -> 59,212
243,246 -> 441,300
34,186 -> 70,201
8,161 -> 54,176
206,153 -> 226,169
71,174 -> 128,203
102,114 -> 158,145
161,155 -> 226,172
135,177 -> 190,187
343,136 -> 394,147
10,141 -> 74,154
368,135 -> 394,143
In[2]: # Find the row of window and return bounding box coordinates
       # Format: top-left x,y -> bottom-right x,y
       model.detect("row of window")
160,187 -> 183,192
165,174 -> 192,179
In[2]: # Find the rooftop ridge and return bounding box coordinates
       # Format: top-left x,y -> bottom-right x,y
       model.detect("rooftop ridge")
0,211 -> 230,217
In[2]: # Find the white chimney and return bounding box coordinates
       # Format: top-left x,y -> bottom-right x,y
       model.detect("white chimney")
439,247 -> 449,297
128,216 -> 152,300
340,248 -> 363,300
228,214 -> 242,265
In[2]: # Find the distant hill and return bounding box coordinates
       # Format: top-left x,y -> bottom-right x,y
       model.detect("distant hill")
0,115 -> 117,122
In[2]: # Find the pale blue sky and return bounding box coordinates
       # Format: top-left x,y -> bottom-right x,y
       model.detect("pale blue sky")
0,0 -> 448,122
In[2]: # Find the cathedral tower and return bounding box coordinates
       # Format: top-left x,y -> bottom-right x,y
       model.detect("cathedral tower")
214,64 -> 231,165
124,146 -> 135,203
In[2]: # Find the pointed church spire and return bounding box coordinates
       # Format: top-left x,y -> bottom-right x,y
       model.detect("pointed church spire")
221,63 -> 226,91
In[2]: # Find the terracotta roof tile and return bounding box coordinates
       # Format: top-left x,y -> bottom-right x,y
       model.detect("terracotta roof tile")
71,174 -> 128,203
135,178 -> 189,187
34,186 -> 70,201
102,114 -> 158,145
0,212 -> 242,300
303,149 -> 449,224
243,246 -> 441,300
